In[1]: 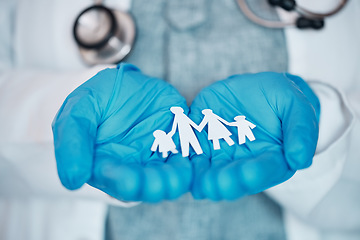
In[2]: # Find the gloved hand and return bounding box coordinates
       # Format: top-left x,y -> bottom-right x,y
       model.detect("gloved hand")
52,63 -> 191,202
190,72 -> 320,200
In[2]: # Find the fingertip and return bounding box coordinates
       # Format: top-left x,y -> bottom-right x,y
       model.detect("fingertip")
285,149 -> 314,170
162,164 -> 188,200
164,155 -> 192,199
282,100 -> 318,171
190,155 -> 210,200
56,152 -> 92,190
202,170 -> 222,201
237,151 -> 295,194
58,167 -> 90,190
217,164 -> 244,200
285,135 -> 316,170
142,167 -> 165,203
91,158 -> 143,201
237,161 -> 262,195
116,165 -> 143,201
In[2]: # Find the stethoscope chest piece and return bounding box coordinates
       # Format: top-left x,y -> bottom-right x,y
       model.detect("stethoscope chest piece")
73,5 -> 135,65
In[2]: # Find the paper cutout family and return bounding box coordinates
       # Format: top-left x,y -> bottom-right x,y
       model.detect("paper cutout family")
151,107 -> 256,158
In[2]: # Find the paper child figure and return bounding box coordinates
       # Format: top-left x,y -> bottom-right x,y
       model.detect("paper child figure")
151,130 -> 179,158
229,116 -> 256,145
198,109 -> 235,150
168,106 -> 203,157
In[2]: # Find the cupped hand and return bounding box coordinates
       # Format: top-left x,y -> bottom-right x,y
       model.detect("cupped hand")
189,72 -> 320,200
52,64 -> 191,202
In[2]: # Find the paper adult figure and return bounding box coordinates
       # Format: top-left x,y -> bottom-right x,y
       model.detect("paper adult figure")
229,116 -> 256,145
198,109 -> 235,150
151,130 -> 179,158
168,107 -> 203,157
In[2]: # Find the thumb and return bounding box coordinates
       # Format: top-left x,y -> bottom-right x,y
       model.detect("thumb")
52,91 -> 100,190
280,73 -> 320,170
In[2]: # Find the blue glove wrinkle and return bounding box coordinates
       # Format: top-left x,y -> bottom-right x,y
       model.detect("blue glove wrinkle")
95,142 -> 140,165
97,90 -> 186,144
94,109 -> 181,166
205,79 -> 283,158
283,73 -> 321,122
99,63 -> 141,119
75,68 -> 119,116
225,75 -> 283,142
96,70 -> 180,143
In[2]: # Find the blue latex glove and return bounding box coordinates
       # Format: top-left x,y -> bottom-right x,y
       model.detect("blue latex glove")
190,72 -> 320,200
52,63 -> 191,202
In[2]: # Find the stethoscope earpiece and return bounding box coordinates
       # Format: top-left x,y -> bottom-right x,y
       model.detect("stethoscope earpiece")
237,0 -> 347,30
268,0 -> 296,11
296,17 -> 325,30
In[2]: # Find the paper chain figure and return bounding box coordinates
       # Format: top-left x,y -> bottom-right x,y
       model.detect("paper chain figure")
151,107 -> 256,158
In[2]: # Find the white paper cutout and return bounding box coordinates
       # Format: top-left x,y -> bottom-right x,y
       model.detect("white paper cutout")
151,107 -> 257,158
198,109 -> 235,150
168,107 -> 203,157
229,116 -> 256,145
151,130 -> 179,158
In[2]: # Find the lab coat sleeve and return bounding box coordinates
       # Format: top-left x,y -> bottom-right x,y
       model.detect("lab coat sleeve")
266,82 -> 359,229
0,67 -> 139,208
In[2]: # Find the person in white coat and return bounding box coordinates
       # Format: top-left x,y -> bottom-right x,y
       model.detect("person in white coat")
0,0 -> 359,240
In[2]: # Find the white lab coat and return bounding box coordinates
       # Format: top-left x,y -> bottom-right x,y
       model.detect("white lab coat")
0,0 -> 359,239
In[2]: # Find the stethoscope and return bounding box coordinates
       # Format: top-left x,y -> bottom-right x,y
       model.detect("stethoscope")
73,0 -> 135,65
73,0 -> 348,65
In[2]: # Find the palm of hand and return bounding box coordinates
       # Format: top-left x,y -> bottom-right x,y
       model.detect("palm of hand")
53,64 -> 191,202
189,72 -> 319,200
